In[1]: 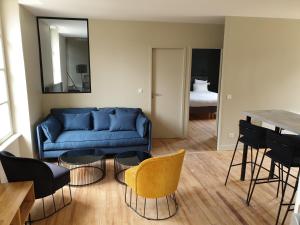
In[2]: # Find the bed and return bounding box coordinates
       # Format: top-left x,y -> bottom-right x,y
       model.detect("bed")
190,91 -> 218,107
189,78 -> 218,119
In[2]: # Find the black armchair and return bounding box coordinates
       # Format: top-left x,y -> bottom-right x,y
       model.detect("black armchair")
0,151 -> 72,222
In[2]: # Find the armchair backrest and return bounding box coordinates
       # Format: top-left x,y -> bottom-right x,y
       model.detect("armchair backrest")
0,151 -> 54,199
135,149 -> 185,198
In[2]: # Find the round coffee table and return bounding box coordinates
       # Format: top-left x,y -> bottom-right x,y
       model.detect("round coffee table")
59,149 -> 106,187
114,151 -> 151,185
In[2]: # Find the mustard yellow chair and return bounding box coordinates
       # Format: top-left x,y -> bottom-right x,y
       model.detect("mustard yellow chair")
124,149 -> 185,220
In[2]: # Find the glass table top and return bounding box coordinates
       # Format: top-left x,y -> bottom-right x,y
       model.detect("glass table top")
59,149 -> 105,165
115,151 -> 151,166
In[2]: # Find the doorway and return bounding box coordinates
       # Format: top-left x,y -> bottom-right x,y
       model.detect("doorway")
151,48 -> 186,138
188,49 -> 221,150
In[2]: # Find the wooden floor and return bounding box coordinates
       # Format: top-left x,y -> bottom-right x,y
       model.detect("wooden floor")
34,119 -> 295,225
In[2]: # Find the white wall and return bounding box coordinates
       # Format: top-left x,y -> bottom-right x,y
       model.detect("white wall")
218,16 -> 300,150
42,20 -> 224,116
59,35 -> 68,91
38,20 -> 54,89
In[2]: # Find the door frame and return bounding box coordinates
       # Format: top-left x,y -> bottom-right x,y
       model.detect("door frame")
149,46 -> 188,138
184,47 -> 223,148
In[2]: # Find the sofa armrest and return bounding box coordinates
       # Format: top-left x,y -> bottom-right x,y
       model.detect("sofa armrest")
147,120 -> 152,152
35,115 -> 52,159
36,124 -> 46,159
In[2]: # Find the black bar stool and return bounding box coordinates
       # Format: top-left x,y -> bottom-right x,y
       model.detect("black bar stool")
248,131 -> 300,225
225,120 -> 270,200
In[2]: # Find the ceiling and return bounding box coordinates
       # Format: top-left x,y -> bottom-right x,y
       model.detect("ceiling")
19,0 -> 300,24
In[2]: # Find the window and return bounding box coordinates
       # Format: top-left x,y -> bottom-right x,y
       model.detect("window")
0,34 -> 13,144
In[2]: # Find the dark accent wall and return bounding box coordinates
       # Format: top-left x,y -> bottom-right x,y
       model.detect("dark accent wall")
191,49 -> 221,93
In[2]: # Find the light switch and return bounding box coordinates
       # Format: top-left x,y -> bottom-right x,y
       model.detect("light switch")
138,88 -> 143,94
227,94 -> 232,100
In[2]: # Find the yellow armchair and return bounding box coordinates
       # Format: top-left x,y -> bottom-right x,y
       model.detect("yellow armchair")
124,149 -> 185,220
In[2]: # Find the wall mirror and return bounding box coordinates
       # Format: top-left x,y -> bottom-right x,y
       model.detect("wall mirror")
37,17 -> 91,93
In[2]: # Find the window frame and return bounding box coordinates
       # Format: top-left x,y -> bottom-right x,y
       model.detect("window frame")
0,32 -> 13,145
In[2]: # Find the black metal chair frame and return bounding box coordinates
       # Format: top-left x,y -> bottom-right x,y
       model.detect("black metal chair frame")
27,184 -> 72,224
59,160 -> 106,187
0,151 -> 72,224
124,185 -> 178,220
247,133 -> 300,225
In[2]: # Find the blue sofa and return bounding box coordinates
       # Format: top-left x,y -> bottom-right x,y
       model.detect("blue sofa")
36,107 -> 152,159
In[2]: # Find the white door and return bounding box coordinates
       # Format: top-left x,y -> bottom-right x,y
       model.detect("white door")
151,48 -> 185,138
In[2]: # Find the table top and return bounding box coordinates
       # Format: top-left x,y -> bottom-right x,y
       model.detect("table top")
59,149 -> 105,165
0,181 -> 33,225
242,110 -> 300,134
115,151 -> 151,167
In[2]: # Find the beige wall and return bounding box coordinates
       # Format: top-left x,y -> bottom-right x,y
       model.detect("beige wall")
0,1 -> 42,157
19,6 -> 43,153
42,20 -> 224,117
218,16 -> 300,150
0,0 -> 33,157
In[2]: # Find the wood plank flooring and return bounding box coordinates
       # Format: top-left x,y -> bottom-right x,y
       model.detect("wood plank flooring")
34,119 -> 294,225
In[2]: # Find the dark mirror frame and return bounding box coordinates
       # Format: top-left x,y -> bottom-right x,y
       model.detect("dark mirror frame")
36,16 -> 92,94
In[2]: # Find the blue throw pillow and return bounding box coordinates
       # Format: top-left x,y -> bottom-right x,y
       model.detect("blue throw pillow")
109,114 -> 137,131
136,113 -> 148,137
92,108 -> 115,130
63,112 -> 91,130
41,116 -> 62,142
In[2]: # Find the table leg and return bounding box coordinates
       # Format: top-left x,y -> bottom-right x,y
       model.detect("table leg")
240,116 -> 251,181
268,127 -> 280,179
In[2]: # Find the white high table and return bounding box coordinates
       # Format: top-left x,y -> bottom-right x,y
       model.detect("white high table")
242,110 -> 300,213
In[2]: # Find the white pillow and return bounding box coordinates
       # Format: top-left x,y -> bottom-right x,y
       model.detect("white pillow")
193,83 -> 208,92
194,79 -> 207,84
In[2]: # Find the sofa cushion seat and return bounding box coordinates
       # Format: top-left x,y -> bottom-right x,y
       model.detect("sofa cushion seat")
43,130 -> 148,151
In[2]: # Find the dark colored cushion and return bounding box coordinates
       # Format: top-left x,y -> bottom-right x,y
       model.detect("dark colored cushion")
136,113 -> 148,137
62,113 -> 91,131
44,162 -> 70,190
43,130 -> 148,150
92,108 -> 115,130
115,108 -> 140,117
109,114 -> 137,131
41,116 -> 62,142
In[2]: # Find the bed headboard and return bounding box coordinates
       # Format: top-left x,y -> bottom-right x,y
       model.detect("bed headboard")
190,75 -> 208,91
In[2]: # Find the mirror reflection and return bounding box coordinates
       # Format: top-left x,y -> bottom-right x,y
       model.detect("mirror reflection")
37,18 -> 91,93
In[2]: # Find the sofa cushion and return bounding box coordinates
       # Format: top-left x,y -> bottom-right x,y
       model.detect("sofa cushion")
115,108 -> 140,117
92,108 -> 115,131
63,113 -> 91,130
109,114 -> 137,131
43,130 -> 148,151
51,107 -> 97,124
41,116 -> 62,142
136,113 -> 148,137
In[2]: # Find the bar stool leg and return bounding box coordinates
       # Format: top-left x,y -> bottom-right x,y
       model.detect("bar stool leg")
246,148 -> 260,203
275,167 -> 291,225
247,148 -> 267,205
225,138 -> 240,186
276,163 -> 281,198
281,168 -> 300,225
